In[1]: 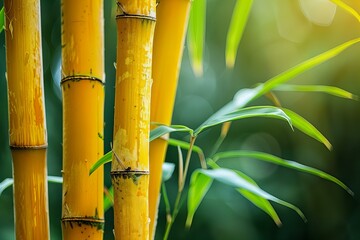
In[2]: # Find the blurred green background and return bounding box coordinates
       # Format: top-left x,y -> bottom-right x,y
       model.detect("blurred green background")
1,0 -> 360,239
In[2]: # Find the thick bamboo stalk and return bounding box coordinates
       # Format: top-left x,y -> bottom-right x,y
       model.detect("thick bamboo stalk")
111,1 -> 156,239
61,0 -> 105,239
149,0 -> 191,238
4,0 -> 49,238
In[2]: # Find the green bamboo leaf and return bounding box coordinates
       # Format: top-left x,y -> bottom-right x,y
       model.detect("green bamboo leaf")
259,38 -> 360,96
274,84 -> 358,100
199,38 -> 360,132
48,176 -> 63,184
89,151 -> 112,175
235,170 -> 282,226
208,160 -> 281,226
0,178 -> 13,196
0,7 -> 4,33
104,186 -> 114,212
330,0 -> 360,22
89,126 -> 194,175
186,170 -> 213,227
194,106 -> 293,135
226,0 -> 253,68
188,0 -> 206,77
0,176 -> 63,197
282,108 -> 332,150
213,150 -> 353,195
162,162 -> 175,182
150,124 -> 194,141
190,168 -> 306,222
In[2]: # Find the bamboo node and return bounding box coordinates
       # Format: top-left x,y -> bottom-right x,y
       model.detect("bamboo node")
10,144 -> 48,150
61,217 -> 105,230
111,170 -> 149,185
61,75 -> 104,84
116,14 -> 156,22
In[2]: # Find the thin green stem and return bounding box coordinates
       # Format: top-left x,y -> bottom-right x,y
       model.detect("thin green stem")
161,183 -> 172,224
163,136 -> 197,240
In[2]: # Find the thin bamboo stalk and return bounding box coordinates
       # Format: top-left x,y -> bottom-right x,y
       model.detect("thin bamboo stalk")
111,1 -> 156,239
4,0 -> 49,238
61,0 -> 105,239
149,0 -> 191,238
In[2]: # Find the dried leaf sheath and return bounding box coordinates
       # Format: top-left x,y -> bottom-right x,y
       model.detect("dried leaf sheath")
111,1 -> 156,239
4,0 -> 49,238
61,0 -> 105,238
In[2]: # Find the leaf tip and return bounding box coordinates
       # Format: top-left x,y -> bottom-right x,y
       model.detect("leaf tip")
226,55 -> 235,69
192,60 -> 203,78
347,188 -> 355,197
185,215 -> 193,229
351,94 -> 359,101
275,219 -> 282,227
325,141 -> 333,151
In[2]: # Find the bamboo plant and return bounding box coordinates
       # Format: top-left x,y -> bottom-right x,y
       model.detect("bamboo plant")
4,0 -> 50,238
61,0 -> 105,238
111,0 -> 156,239
149,0 -> 191,238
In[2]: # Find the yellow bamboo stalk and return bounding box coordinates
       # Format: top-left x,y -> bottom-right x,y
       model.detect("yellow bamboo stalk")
61,0 -> 105,239
111,1 -> 156,239
4,0 -> 49,238
149,0 -> 191,238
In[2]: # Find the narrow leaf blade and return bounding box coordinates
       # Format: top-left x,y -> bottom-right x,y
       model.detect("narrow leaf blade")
0,178 -> 13,196
104,186 -> 114,212
89,151 -> 112,175
150,124 -> 193,141
197,168 -> 306,221
0,7 -> 4,33
199,38 -> 360,132
208,160 -> 281,226
330,0 -> 360,22
226,0 -> 253,68
282,108 -> 332,150
186,170 -> 213,227
274,84 -> 357,100
187,0 -> 206,77
162,162 -> 175,182
213,150 -> 353,195
195,106 -> 292,135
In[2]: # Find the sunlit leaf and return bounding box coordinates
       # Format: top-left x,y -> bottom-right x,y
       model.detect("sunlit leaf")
208,160 -> 281,226
150,124 -> 193,141
282,108 -> 332,150
226,0 -> 253,68
163,162 -> 175,182
200,38 -> 360,130
0,7 -> 4,33
188,0 -> 206,77
89,151 -> 112,175
330,0 -> 360,22
212,150 -> 353,195
186,170 -> 213,227
188,168 -> 306,223
194,106 -> 293,135
274,84 -> 357,100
